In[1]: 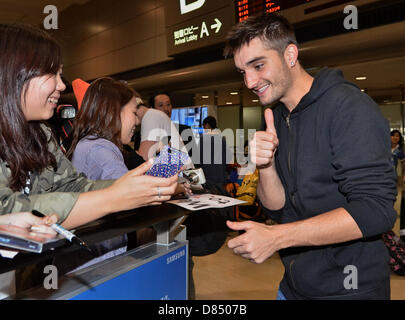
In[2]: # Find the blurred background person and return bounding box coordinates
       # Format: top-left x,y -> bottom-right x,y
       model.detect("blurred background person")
390,129 -> 405,179
198,116 -> 232,186
135,102 -> 184,160
149,90 -> 195,157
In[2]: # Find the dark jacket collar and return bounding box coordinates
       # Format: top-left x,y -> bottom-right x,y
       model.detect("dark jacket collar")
278,67 -> 359,119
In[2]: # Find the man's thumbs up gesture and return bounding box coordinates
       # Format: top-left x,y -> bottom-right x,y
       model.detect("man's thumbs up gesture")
250,108 -> 279,168
226,108 -> 285,265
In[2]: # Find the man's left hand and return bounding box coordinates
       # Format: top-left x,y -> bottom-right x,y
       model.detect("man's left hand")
226,220 -> 284,264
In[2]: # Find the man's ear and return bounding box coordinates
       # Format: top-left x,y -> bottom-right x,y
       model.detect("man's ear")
284,44 -> 299,68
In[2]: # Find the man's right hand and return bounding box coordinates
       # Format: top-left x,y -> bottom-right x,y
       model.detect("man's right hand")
250,108 -> 279,168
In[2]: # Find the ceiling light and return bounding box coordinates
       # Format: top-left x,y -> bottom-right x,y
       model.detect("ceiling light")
226,102 -> 233,105
230,92 -> 238,95
202,95 -> 209,98
252,99 -> 259,102
360,89 -> 365,92
355,76 -> 367,80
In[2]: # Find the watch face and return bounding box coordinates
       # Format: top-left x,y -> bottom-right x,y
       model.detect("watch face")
60,107 -> 76,119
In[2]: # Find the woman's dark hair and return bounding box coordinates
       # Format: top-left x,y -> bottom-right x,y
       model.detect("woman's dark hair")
391,129 -> 404,149
0,24 -> 61,191
203,116 -> 217,129
67,77 -> 138,159
224,13 -> 297,58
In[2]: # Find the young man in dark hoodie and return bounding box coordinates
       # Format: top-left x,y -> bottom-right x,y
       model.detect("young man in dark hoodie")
224,13 -> 397,300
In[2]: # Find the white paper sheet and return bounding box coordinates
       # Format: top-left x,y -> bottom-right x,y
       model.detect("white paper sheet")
0,249 -> 19,259
169,193 -> 246,211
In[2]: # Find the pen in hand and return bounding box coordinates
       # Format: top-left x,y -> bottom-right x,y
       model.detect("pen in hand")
31,210 -> 94,255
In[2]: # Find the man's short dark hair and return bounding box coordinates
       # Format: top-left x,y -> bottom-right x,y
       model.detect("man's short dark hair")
148,90 -> 172,108
224,13 -> 297,58
203,116 -> 217,129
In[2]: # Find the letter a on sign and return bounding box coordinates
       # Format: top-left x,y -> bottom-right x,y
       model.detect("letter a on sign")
343,5 -> 358,30
43,5 -> 58,30
180,0 -> 206,15
200,21 -> 209,38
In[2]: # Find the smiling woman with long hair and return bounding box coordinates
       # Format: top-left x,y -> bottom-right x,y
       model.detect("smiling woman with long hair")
67,77 -> 141,174
57,78 -> 144,273
0,24 -> 61,192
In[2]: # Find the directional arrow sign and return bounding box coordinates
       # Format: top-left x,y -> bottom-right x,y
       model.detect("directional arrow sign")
210,18 -> 222,33
166,7 -> 231,56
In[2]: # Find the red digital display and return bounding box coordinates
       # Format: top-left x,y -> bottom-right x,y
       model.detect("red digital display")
236,0 -> 314,22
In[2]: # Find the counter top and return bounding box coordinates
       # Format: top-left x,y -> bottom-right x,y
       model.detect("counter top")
0,203 -> 189,274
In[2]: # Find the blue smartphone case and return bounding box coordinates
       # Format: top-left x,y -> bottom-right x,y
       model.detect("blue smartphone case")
145,145 -> 190,178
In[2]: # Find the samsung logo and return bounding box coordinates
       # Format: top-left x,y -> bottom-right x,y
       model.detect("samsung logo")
167,250 -> 185,264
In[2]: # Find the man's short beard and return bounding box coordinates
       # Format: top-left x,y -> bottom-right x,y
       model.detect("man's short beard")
263,62 -> 292,106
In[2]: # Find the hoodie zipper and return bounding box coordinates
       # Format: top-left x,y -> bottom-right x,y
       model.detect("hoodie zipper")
286,112 -> 297,209
286,113 -> 292,172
